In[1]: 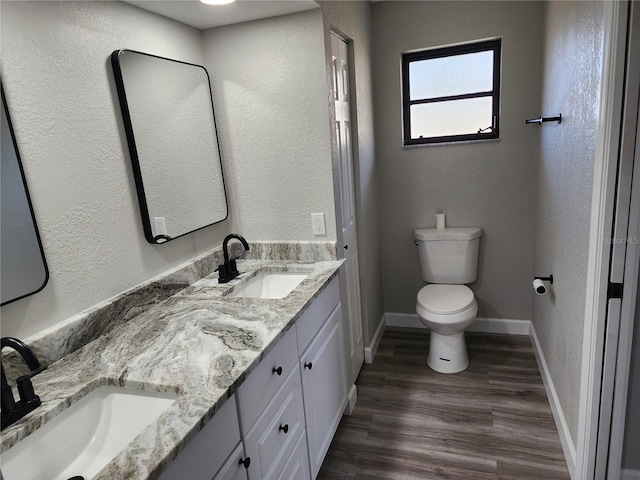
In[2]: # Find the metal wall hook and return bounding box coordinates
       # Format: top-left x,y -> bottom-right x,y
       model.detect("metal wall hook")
526,114 -> 562,125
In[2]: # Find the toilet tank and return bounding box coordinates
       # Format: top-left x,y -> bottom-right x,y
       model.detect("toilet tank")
414,227 -> 482,284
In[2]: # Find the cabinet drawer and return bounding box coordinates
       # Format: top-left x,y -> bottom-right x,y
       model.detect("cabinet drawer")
237,326 -> 299,433
213,443 -> 249,480
277,429 -> 310,480
159,394 -> 240,480
296,276 -> 340,354
244,367 -> 305,480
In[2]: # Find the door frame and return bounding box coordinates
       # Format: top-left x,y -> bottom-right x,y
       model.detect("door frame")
576,1 -> 638,478
606,95 -> 640,479
601,1 -> 640,475
323,25 -> 366,410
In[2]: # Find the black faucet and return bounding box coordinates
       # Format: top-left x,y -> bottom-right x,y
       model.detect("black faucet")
217,233 -> 250,283
2,337 -> 45,430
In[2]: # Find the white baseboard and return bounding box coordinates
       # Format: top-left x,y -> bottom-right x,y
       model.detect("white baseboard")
364,314 -> 386,364
344,383 -> 357,416
623,469 -> 640,480
385,312 -> 423,329
384,312 -> 530,335
468,317 -> 531,335
530,323 -> 577,478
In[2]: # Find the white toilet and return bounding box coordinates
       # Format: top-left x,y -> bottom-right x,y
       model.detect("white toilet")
414,227 -> 482,374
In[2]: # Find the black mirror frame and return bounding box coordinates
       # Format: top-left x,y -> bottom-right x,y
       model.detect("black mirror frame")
1,83 -> 49,306
110,49 -> 229,245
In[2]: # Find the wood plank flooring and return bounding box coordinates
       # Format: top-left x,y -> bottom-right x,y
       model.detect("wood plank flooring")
318,328 -> 570,480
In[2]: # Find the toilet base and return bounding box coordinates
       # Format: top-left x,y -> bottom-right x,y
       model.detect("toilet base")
427,331 -> 469,374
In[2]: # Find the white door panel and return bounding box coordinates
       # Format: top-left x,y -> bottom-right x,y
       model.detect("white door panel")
331,33 -> 364,385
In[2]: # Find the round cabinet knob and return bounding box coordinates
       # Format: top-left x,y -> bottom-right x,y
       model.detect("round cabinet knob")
272,366 -> 283,376
344,245 -> 349,250
239,457 -> 251,469
304,362 -> 313,370
279,424 -> 289,434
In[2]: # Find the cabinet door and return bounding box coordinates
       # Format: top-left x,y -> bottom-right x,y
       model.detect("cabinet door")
277,430 -> 311,480
300,304 -> 347,478
213,443 -> 249,480
158,394 -> 241,480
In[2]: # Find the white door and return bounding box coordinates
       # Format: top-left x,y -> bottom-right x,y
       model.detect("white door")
331,33 -> 364,387
594,2 -> 640,477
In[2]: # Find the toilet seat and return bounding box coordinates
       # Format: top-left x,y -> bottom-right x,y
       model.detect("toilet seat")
417,284 -> 475,315
415,284 -> 478,374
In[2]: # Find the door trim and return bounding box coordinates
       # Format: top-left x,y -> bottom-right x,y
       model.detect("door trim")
605,3 -> 640,470
576,1 -> 631,479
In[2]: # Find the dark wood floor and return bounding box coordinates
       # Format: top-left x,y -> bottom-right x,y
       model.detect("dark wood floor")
318,328 -> 570,480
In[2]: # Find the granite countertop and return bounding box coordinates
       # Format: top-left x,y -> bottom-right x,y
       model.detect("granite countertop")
0,259 -> 342,480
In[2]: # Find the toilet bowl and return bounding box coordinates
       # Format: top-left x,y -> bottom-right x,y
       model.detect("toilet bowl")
416,283 -> 478,374
414,226 -> 482,374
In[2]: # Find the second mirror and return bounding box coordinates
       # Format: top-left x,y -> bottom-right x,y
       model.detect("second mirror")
112,49 -> 228,244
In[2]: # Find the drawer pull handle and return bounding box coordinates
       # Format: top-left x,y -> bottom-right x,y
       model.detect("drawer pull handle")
279,424 -> 289,434
272,366 -> 283,376
304,362 -> 313,370
239,457 -> 251,469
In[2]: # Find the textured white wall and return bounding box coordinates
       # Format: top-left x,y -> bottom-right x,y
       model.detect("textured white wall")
371,1 -> 543,321
0,1 -> 229,339
318,1 -> 384,347
533,0 -> 605,444
202,9 -> 335,242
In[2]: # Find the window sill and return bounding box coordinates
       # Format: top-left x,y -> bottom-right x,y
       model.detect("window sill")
402,137 -> 501,148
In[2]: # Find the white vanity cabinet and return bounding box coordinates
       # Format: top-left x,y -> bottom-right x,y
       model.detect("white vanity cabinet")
158,392 -> 248,480
237,275 -> 346,480
158,276 -> 346,480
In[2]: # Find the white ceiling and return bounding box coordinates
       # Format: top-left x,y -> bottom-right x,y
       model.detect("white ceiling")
125,0 -> 319,30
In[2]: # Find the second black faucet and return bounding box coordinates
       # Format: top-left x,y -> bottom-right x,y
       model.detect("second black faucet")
218,234 -> 250,283
1,337 -> 45,431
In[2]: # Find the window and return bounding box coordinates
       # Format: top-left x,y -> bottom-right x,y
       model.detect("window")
402,38 -> 501,145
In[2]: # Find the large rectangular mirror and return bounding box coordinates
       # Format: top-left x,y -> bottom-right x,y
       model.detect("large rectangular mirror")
111,49 -> 228,244
1,84 -> 49,305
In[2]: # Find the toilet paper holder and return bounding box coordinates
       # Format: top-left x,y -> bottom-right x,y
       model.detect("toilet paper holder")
533,275 -> 553,296
526,114 -> 562,125
534,275 -> 553,284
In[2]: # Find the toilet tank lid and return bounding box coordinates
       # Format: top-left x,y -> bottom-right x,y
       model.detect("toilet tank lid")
415,227 -> 482,241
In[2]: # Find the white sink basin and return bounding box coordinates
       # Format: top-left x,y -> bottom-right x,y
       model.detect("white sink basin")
229,271 -> 308,299
1,386 -> 177,480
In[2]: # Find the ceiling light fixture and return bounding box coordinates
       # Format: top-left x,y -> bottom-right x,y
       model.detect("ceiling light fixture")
200,0 -> 235,5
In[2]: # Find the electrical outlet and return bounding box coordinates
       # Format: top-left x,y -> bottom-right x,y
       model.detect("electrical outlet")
154,217 -> 167,235
311,213 -> 326,236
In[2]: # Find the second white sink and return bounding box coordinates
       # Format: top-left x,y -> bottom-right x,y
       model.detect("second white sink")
1,385 -> 177,480
229,271 -> 308,299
